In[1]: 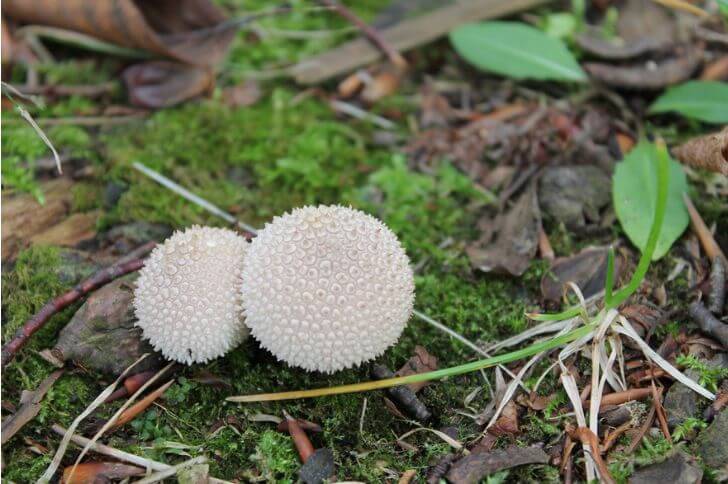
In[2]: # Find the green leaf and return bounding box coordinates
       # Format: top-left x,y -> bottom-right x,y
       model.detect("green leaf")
649,81 -> 728,124
449,21 -> 587,82
613,140 -> 689,260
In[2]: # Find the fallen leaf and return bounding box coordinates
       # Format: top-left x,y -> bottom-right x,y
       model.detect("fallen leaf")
701,55 -> 728,81
53,274 -> 164,375
62,462 -> 144,484
576,28 -> 668,60
361,64 -> 404,103
541,246 -> 624,303
446,445 -> 548,484
1,369 -> 64,444
584,45 -> 702,90
467,183 -> 541,276
538,165 -> 611,231
191,370 -> 232,389
222,80 -> 263,108
395,346 -> 438,392
123,61 -> 214,108
3,0 -> 235,66
30,211 -> 100,248
488,400 -> 519,437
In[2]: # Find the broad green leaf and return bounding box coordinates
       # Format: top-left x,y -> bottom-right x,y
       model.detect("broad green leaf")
613,141 -> 689,260
649,81 -> 728,124
449,21 -> 587,82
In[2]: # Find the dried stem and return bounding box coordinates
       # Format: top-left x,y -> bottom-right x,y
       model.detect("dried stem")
683,193 -> 727,264
708,257 -> 726,315
689,301 -> 728,347
1,241 -> 157,367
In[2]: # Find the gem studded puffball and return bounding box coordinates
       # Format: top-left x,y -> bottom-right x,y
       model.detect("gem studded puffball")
242,205 -> 415,373
134,226 -> 249,365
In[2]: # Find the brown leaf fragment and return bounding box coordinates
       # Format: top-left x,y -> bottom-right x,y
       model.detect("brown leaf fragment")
541,246 -> 624,303
123,61 -> 214,108
112,379 -> 174,428
1,369 -> 64,444
584,45 -> 702,89
576,29 -> 668,60
467,183 -> 540,276
53,274 -> 164,375
446,445 -> 548,484
30,211 -> 100,249
701,55 -> 728,81
395,345 -> 438,392
538,165 -> 612,231
673,127 -> 728,177
62,462 -> 145,484
223,80 -> 262,108
488,400 -> 519,437
3,0 -> 235,66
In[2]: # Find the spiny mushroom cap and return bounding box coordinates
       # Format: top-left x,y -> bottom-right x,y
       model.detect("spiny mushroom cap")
242,205 -> 415,373
134,226 -> 249,365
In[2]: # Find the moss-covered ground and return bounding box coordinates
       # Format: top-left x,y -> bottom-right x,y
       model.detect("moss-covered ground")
2,1 -> 726,483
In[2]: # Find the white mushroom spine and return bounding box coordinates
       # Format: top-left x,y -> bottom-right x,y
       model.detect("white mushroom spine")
134,226 -> 249,365
241,205 -> 415,373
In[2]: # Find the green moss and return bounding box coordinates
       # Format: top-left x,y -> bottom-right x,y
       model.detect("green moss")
250,430 -> 299,482
71,182 -> 103,212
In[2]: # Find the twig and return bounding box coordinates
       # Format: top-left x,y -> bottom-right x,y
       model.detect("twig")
1,113 -> 148,126
132,162 -> 259,236
689,301 -> 728,347
320,0 -> 407,68
0,241 -> 156,367
112,380 -> 175,428
329,99 -> 396,129
1,369 -> 64,444
583,387 -> 652,409
708,257 -> 726,315
12,81 -> 117,99
651,0 -> 709,17
683,193 -> 727,264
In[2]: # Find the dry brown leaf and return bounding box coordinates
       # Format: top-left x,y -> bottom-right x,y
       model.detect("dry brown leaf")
541,246 -> 624,303
1,369 -> 64,444
62,462 -> 144,484
123,61 -> 214,108
222,80 -> 263,108
701,55 -> 728,81
446,445 -> 548,484
673,127 -> 728,177
395,345 -> 438,393
3,0 -> 235,66
584,45 -> 702,89
467,183 -> 541,276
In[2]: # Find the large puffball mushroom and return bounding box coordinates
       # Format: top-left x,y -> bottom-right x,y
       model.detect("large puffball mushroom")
242,205 -> 415,373
134,226 -> 249,365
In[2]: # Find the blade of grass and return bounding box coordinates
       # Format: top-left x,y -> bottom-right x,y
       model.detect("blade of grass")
604,247 -> 616,306
227,323 -> 596,402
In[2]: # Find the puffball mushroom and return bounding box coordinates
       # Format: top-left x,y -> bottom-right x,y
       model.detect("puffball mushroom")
134,226 -> 249,365
242,205 -> 415,373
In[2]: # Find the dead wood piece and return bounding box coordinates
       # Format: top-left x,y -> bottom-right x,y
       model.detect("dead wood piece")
445,445 -> 548,484
372,364 -> 431,421
673,127 -> 728,177
584,46 -> 702,89
1,241 -> 157,368
584,387 -> 653,409
689,301 -> 728,347
1,369 -> 64,444
708,257 -> 726,315
290,0 -> 549,84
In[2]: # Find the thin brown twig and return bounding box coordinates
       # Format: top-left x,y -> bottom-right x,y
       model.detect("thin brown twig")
683,193 -> 727,264
627,405 -> 656,453
319,0 -> 407,68
1,241 -> 157,367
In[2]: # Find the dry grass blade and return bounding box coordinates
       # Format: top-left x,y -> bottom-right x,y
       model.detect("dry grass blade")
133,456 -> 208,484
39,354 -> 149,482
397,427 -> 464,451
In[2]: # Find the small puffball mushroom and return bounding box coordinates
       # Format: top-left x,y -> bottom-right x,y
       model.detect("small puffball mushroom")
242,205 -> 415,373
134,226 -> 249,365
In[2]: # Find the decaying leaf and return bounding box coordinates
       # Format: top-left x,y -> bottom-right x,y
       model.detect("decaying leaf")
62,462 -> 144,484
1,369 -> 64,444
584,45 -> 702,90
576,29 -> 668,60
223,80 -> 263,108
538,165 -> 611,231
3,0 -> 235,66
541,246 -> 624,303
123,61 -> 214,108
467,183 -> 541,276
446,445 -> 548,484
673,126 -> 728,176
395,345 -> 438,392
53,274 -> 163,375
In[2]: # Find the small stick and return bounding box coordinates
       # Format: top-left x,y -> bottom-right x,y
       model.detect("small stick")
1,241 -> 157,368
371,364 -> 431,421
538,227 -> 555,261
683,193 -> 727,264
689,301 -> 728,347
105,370 -> 158,403
708,257 -> 726,315
320,0 -> 407,69
583,387 -> 652,409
